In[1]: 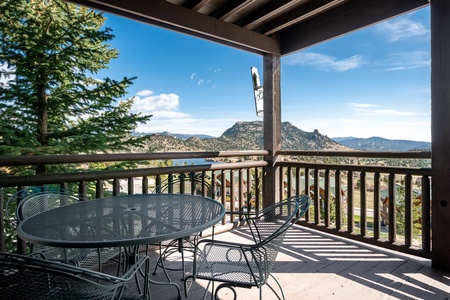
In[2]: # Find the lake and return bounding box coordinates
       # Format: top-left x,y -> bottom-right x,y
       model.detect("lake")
172,158 -> 220,165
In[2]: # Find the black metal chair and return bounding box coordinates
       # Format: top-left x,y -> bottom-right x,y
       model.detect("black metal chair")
150,173 -> 216,281
184,194 -> 311,300
5,186 -> 120,271
0,252 -> 150,300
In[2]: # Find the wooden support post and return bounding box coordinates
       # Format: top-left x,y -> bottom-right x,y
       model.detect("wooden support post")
431,0 -> 450,271
263,53 -> 281,208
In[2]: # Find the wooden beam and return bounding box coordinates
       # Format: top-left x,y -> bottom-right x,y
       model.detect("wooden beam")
280,0 -> 429,55
67,0 -> 280,55
263,53 -> 282,207
431,0 -> 450,272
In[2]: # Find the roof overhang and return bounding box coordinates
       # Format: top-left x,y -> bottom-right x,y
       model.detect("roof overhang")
67,0 -> 429,56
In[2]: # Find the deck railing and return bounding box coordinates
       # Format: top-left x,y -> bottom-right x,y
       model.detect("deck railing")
277,150 -> 431,258
0,150 -> 431,259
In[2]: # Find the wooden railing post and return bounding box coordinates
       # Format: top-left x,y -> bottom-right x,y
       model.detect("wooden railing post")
263,53 -> 281,208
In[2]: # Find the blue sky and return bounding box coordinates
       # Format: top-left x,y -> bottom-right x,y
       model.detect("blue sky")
98,7 -> 431,142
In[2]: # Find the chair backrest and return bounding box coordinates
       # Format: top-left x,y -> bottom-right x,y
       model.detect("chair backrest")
153,173 -> 215,198
247,195 -> 310,244
4,186 -> 82,224
17,191 -> 80,222
246,195 -> 311,282
0,252 -> 124,300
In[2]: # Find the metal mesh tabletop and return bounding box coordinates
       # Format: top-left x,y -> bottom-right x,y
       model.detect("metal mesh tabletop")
17,194 -> 225,249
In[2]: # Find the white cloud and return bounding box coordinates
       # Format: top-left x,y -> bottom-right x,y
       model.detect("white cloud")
283,52 -> 363,72
131,90 -> 181,115
136,90 -> 154,96
197,79 -> 204,86
376,17 -> 429,42
190,73 -> 196,80
383,51 -> 430,71
349,103 -> 416,116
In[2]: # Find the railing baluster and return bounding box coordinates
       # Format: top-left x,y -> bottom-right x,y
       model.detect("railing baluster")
128,177 -> 134,195
373,172 -> 380,240
113,179 -> 120,196
347,171 -> 354,233
238,169 -> 244,211
230,169 -> 235,212
360,171 -> 367,237
255,167 -> 261,212
305,167 -> 310,222
405,174 -> 413,247
324,169 -> 330,227
142,176 -> 148,194
335,170 -> 341,230
388,173 -> 396,243
314,168 -> 320,224
421,175 -> 431,252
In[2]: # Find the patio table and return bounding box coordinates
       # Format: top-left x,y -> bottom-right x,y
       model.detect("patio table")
17,193 -> 226,299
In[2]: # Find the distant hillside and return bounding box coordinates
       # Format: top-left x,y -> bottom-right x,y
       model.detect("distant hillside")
146,121 -> 351,152
333,136 -> 431,151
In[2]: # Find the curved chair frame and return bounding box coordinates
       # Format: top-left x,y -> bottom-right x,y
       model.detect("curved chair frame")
185,194 -> 311,300
0,252 -> 150,300
5,186 -> 119,271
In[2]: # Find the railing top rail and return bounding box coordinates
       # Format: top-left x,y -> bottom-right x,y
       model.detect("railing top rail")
277,161 -> 431,176
0,161 -> 269,187
278,150 -> 431,159
0,151 -> 269,167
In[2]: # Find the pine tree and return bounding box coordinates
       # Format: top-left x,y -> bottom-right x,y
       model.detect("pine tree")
0,0 -> 152,173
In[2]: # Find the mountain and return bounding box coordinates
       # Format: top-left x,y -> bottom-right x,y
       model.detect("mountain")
146,121 -> 351,152
333,136 -> 431,151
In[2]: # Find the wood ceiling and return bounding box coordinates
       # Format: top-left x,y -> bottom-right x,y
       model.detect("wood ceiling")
68,0 -> 429,56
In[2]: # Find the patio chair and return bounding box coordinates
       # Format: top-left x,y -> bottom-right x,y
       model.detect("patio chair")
184,194 -> 311,300
150,173 -> 216,281
0,252 -> 150,300
5,186 -> 120,271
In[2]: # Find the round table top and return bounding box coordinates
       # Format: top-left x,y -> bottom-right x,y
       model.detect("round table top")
17,193 -> 225,248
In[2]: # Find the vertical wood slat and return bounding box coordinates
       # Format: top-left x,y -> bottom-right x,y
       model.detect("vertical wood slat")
113,179 -> 120,196
347,171 -> 354,233
287,166 -> 292,199
202,171 -> 208,197
142,176 -> 149,194
279,166 -> 284,201
96,180 -> 104,199
239,169 -> 244,210
221,170 -> 227,225
78,181 -> 87,200
421,175 -> 431,252
246,168 -> 251,210
128,177 -> 134,195
373,172 -> 380,240
360,172 -> 367,237
404,174 -> 412,247
255,167 -> 261,212
314,168 -> 320,224
335,170 -> 341,230
230,169 -> 236,212
388,173 -> 396,243
324,169 -> 330,227
180,173 -> 186,194
190,172 -> 196,195
305,167 -> 310,222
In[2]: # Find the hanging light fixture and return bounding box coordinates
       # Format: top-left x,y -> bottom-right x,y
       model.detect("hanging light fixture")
251,67 -> 263,117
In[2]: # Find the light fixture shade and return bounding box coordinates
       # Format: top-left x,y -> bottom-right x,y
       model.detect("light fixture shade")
251,67 -> 263,117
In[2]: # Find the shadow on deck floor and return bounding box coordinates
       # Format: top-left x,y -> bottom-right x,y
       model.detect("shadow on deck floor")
106,224 -> 450,300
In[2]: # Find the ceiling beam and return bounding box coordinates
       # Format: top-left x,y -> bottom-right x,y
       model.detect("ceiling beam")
280,0 -> 429,55
67,0 -> 280,55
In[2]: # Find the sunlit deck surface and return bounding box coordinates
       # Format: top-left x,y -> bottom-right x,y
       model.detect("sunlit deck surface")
110,225 -> 450,300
